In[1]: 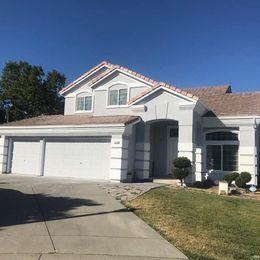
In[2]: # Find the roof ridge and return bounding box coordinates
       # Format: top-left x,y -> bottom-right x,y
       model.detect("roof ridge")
183,84 -> 230,90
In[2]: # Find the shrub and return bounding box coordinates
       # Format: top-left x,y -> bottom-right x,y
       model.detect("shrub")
173,168 -> 189,185
235,176 -> 243,188
222,172 -> 239,185
172,157 -> 191,185
235,172 -> 251,188
240,172 -> 251,184
173,157 -> 191,169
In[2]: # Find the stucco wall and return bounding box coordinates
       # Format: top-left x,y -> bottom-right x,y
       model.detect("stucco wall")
64,71 -> 151,116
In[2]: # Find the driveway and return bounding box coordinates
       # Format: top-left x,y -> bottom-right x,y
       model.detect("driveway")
0,175 -> 187,260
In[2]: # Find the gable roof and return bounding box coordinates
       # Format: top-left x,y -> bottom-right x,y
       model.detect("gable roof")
59,61 -> 113,95
61,61 -> 199,101
61,61 -> 260,117
88,63 -> 159,88
128,82 -> 199,104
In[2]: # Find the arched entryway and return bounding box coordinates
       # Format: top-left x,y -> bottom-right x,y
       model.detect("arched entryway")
148,119 -> 179,178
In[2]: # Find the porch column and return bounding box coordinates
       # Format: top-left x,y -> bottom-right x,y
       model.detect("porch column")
239,124 -> 257,185
109,134 -> 128,182
195,147 -> 203,181
178,106 -> 195,183
135,124 -> 150,180
0,135 -> 9,173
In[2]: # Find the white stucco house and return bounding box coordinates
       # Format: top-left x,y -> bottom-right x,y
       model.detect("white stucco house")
0,61 -> 259,185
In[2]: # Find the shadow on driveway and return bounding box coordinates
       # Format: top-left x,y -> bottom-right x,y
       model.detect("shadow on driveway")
0,187 -> 128,229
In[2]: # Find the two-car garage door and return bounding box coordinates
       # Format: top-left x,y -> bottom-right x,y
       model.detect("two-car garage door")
9,137 -> 111,180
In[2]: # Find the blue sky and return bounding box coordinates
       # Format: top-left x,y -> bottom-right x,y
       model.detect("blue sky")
0,0 -> 260,92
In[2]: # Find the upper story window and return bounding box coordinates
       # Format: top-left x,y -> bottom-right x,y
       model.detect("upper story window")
108,84 -> 128,106
76,92 -> 93,112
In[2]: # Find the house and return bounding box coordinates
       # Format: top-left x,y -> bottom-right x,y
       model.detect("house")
0,61 -> 259,185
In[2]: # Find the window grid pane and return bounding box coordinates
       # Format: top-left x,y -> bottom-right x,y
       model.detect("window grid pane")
223,145 -> 238,171
76,97 -> 85,111
84,96 -> 92,111
109,90 -> 118,105
119,89 -> 127,105
206,145 -> 221,170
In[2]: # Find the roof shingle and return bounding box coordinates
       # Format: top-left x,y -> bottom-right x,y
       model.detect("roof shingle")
199,92 -> 260,116
1,115 -> 140,127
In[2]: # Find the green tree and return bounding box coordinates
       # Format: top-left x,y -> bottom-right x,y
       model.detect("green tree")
0,61 -> 65,122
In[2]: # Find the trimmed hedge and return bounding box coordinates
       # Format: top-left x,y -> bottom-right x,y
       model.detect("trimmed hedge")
222,172 -> 239,185
235,172 -> 251,188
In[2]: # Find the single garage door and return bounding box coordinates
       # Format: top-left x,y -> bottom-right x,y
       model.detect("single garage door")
44,137 -> 111,180
11,138 -> 41,175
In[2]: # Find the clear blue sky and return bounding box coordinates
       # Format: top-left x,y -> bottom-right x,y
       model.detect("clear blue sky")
0,0 -> 260,92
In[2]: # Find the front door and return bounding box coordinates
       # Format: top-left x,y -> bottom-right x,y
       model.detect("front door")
167,127 -> 179,175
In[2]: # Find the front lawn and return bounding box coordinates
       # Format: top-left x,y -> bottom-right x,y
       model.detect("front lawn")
125,187 -> 260,260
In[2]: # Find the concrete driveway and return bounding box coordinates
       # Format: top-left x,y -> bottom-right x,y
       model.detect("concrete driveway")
0,175 -> 187,260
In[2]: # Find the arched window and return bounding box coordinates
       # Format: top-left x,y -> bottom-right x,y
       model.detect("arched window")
205,130 -> 239,172
76,92 -> 93,112
108,84 -> 128,106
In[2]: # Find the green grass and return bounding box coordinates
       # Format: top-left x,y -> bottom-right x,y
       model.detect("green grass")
125,187 -> 260,260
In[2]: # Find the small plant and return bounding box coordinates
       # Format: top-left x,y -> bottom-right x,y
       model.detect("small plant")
222,172 -> 239,186
172,157 -> 191,186
235,172 -> 251,188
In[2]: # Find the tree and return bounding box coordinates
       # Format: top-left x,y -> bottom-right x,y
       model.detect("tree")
0,61 -> 65,122
171,157 -> 191,186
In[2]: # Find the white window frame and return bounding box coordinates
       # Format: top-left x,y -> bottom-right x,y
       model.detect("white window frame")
75,91 -> 94,113
106,83 -> 129,108
204,129 -> 239,172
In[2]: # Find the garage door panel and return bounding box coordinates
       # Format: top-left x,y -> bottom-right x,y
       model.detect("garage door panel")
44,138 -> 111,180
11,139 -> 41,175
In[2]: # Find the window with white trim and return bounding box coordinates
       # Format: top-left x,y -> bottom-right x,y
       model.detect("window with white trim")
108,86 -> 128,106
205,131 -> 239,171
76,93 -> 93,111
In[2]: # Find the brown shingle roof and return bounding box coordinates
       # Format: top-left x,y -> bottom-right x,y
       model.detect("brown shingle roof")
199,92 -> 260,116
182,85 -> 260,116
183,85 -> 231,97
1,115 -> 140,127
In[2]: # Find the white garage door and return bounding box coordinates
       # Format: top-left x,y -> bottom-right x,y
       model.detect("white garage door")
44,137 -> 111,180
11,138 -> 41,175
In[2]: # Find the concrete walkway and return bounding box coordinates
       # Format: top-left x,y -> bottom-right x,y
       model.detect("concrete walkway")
0,175 -> 187,260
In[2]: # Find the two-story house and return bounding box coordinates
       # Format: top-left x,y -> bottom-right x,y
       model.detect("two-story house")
0,61 -> 259,185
